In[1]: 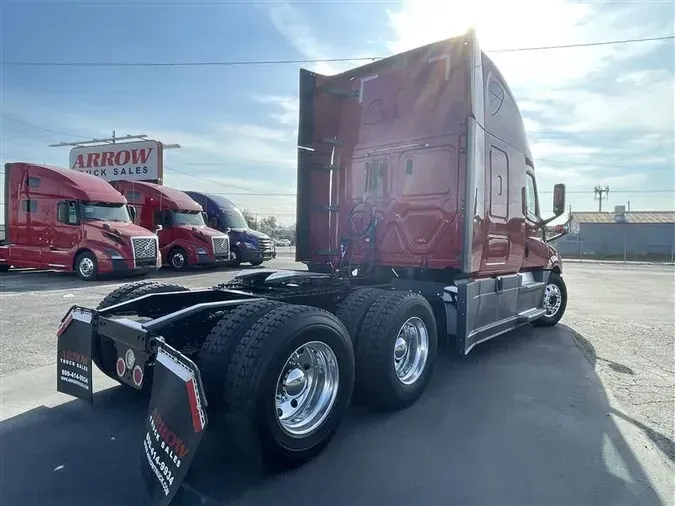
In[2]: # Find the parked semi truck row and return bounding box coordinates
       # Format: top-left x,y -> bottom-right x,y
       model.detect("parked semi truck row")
0,163 -> 161,280
56,30 -> 569,505
110,181 -> 232,271
0,166 -> 238,278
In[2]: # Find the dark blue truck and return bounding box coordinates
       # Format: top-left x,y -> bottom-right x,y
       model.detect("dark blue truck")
184,191 -> 276,267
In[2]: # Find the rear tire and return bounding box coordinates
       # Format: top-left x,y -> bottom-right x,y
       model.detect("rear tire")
355,291 -> 438,410
224,304 -> 355,469
75,251 -> 98,281
250,260 -> 263,266
0,264 -> 10,272
198,299 -> 286,412
94,281 -> 190,387
532,271 -> 567,327
334,287 -> 387,344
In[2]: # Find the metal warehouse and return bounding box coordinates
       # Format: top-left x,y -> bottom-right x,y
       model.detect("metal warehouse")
555,207 -> 675,262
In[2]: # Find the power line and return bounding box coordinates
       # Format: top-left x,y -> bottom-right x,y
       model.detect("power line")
1,114 -> 88,140
2,35 -> 672,67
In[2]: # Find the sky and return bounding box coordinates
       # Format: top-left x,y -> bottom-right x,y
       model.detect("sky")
1,0 -> 674,227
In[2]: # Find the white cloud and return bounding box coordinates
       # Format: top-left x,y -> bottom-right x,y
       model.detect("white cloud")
265,1 -> 375,76
382,0 -> 674,211
266,1 -> 344,75
530,140 -> 602,161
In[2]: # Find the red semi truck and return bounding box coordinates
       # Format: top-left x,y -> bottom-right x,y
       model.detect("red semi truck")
56,30 -> 569,504
109,180 -> 231,270
0,162 -> 160,280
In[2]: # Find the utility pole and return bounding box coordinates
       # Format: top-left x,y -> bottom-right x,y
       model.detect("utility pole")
594,185 -> 610,212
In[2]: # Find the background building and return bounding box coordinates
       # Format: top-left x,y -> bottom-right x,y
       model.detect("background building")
555,207 -> 675,262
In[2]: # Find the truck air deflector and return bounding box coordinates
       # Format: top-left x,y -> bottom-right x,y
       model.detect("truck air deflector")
455,270 -> 551,354
461,28 -> 486,275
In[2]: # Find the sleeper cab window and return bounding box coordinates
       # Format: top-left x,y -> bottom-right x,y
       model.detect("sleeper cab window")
488,80 -> 505,116
21,199 -> 38,212
26,176 -> 41,188
126,190 -> 142,202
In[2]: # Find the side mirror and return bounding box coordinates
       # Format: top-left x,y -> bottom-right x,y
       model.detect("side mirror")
225,227 -> 231,234
155,225 -> 163,233
127,205 -> 137,222
553,183 -> 566,217
201,212 -> 208,223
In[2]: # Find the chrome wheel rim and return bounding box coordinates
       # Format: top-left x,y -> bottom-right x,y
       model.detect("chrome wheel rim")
79,257 -> 94,278
543,283 -> 562,316
275,341 -> 339,437
171,252 -> 185,268
393,317 -> 429,385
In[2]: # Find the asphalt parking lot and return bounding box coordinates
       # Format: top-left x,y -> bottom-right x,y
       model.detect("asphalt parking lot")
0,259 -> 673,506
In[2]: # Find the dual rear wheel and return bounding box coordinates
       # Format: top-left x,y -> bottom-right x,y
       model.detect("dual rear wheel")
198,290 -> 438,467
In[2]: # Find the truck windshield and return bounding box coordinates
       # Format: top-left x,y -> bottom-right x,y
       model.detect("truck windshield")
81,203 -> 131,222
171,211 -> 205,226
221,208 -> 249,229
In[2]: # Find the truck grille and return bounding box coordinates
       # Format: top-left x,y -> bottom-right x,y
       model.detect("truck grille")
259,238 -> 274,252
132,236 -> 158,260
212,236 -> 230,256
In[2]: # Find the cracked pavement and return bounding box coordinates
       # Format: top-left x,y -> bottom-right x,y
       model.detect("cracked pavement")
561,262 -> 675,463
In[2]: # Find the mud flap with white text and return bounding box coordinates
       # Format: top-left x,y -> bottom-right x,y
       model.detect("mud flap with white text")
56,307 -> 94,404
140,343 -> 209,506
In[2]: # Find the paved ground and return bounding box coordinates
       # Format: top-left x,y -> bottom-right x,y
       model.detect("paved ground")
0,260 -> 673,506
560,262 -> 675,462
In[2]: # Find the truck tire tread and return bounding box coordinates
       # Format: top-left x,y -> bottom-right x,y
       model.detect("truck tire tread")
198,299 -> 286,412
225,304 -> 354,467
355,291 -> 438,410
334,287 -> 387,343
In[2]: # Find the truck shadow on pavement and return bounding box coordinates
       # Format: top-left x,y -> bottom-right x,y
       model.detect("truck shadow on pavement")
0,326 -> 669,506
564,324 -> 675,465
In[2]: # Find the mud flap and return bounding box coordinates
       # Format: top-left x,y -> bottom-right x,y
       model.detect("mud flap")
56,307 -> 95,404
140,343 -> 209,506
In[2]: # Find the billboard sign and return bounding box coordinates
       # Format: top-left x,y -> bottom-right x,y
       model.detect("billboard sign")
69,140 -> 163,183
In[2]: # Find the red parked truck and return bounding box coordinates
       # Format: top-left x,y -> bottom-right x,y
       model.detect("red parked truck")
109,180 -> 231,270
0,162 -> 160,280
56,30 -> 569,504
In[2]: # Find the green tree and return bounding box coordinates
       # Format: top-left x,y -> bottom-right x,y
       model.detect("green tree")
258,216 -> 279,236
240,209 -> 257,230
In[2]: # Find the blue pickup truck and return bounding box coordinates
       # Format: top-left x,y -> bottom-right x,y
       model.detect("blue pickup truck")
184,191 -> 276,267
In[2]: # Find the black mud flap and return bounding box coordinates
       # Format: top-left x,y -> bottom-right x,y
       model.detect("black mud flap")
140,343 -> 209,506
56,306 -> 95,404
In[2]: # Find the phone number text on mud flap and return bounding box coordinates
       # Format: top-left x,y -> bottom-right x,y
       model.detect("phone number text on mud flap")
60,358 -> 89,372
60,369 -> 89,386
144,433 -> 174,496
